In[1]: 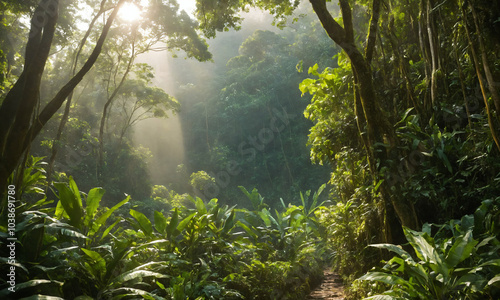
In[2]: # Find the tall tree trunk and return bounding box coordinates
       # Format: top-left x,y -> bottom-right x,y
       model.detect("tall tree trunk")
462,2 -> 500,153
0,0 -> 59,200
47,0 -> 108,185
418,0 -> 432,113
0,0 -> 126,200
97,38 -> 136,178
309,0 -> 419,236
471,4 -> 500,113
426,0 -> 439,108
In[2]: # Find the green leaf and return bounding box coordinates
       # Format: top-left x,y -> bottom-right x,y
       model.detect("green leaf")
237,221 -> 258,240
177,212 -> 196,232
166,208 -> 179,238
81,248 -> 106,280
195,197 -> 207,214
69,176 -> 83,208
154,211 -> 168,234
0,280 -> 62,296
444,230 -> 477,268
222,209 -> 235,234
363,296 -> 397,300
369,243 -> 414,262
19,296 -> 66,300
54,180 -> 83,228
358,272 -> 408,286
95,195 -> 130,228
130,209 -> 153,236
100,219 -> 120,242
54,199 -> 69,220
404,227 -> 447,275
488,275 -> 500,286
84,187 -> 105,227
111,270 -> 167,285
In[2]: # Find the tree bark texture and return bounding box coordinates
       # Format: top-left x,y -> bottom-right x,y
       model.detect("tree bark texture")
47,0 -> 108,185
0,0 -> 126,200
309,0 -> 419,233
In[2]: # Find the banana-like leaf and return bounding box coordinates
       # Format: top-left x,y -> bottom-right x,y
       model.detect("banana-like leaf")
237,220 -> 258,240
0,279 -> 62,296
404,228 -> 447,275
130,209 -> 153,236
154,211 -> 168,235
176,212 -> 196,232
54,199 -> 69,220
105,287 -> 165,300
100,218 -> 120,242
111,270 -> 167,285
363,295 -> 397,300
82,248 -> 106,277
195,196 -> 207,214
359,271 -> 409,287
369,243 -> 414,262
258,209 -> 272,227
94,196 -> 129,229
239,186 -> 263,210
166,208 -> 179,238
19,296 -> 66,300
488,275 -> 500,286
84,187 -> 105,228
222,209 -> 236,234
444,230 -> 477,268
54,179 -> 83,228
69,176 -> 83,206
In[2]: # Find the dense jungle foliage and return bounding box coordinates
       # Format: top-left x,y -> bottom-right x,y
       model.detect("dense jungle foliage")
1,0 -> 500,299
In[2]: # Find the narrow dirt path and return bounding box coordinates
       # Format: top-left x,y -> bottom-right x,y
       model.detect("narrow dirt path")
307,269 -> 345,300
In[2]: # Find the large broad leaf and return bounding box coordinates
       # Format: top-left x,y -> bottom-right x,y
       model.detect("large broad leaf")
257,208 -> 272,227
222,209 -> 235,234
195,196 -> 207,215
154,211 -> 168,235
54,179 -> 83,228
44,222 -> 89,240
358,272 -> 409,287
238,186 -> 263,210
444,230 -> 478,268
81,248 -> 106,276
100,219 -> 120,242
19,296 -> 66,300
488,275 -> 500,286
456,273 -> 487,292
166,208 -> 179,238
363,296 -> 398,300
103,287 -> 165,300
404,227 -> 447,275
369,243 -> 414,262
237,220 -> 258,240
69,177 -> 83,207
111,270 -> 167,286
0,279 -> 62,296
54,199 -> 69,220
176,212 -> 196,232
95,195 -> 130,228
84,187 -> 105,228
130,209 -> 153,236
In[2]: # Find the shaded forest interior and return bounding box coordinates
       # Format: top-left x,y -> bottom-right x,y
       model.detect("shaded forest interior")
0,0 -> 500,299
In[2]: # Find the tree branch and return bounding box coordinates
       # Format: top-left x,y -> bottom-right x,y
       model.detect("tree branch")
365,0 -> 381,64
29,0 -> 127,142
309,0 -> 347,46
338,0 -> 354,44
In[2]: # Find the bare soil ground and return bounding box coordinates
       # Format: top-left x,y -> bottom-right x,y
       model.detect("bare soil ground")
307,269 -> 345,300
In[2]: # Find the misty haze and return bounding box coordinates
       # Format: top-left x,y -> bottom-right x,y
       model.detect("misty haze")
1,0 -> 500,299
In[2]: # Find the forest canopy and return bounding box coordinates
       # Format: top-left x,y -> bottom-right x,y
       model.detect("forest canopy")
1,0 -> 500,299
